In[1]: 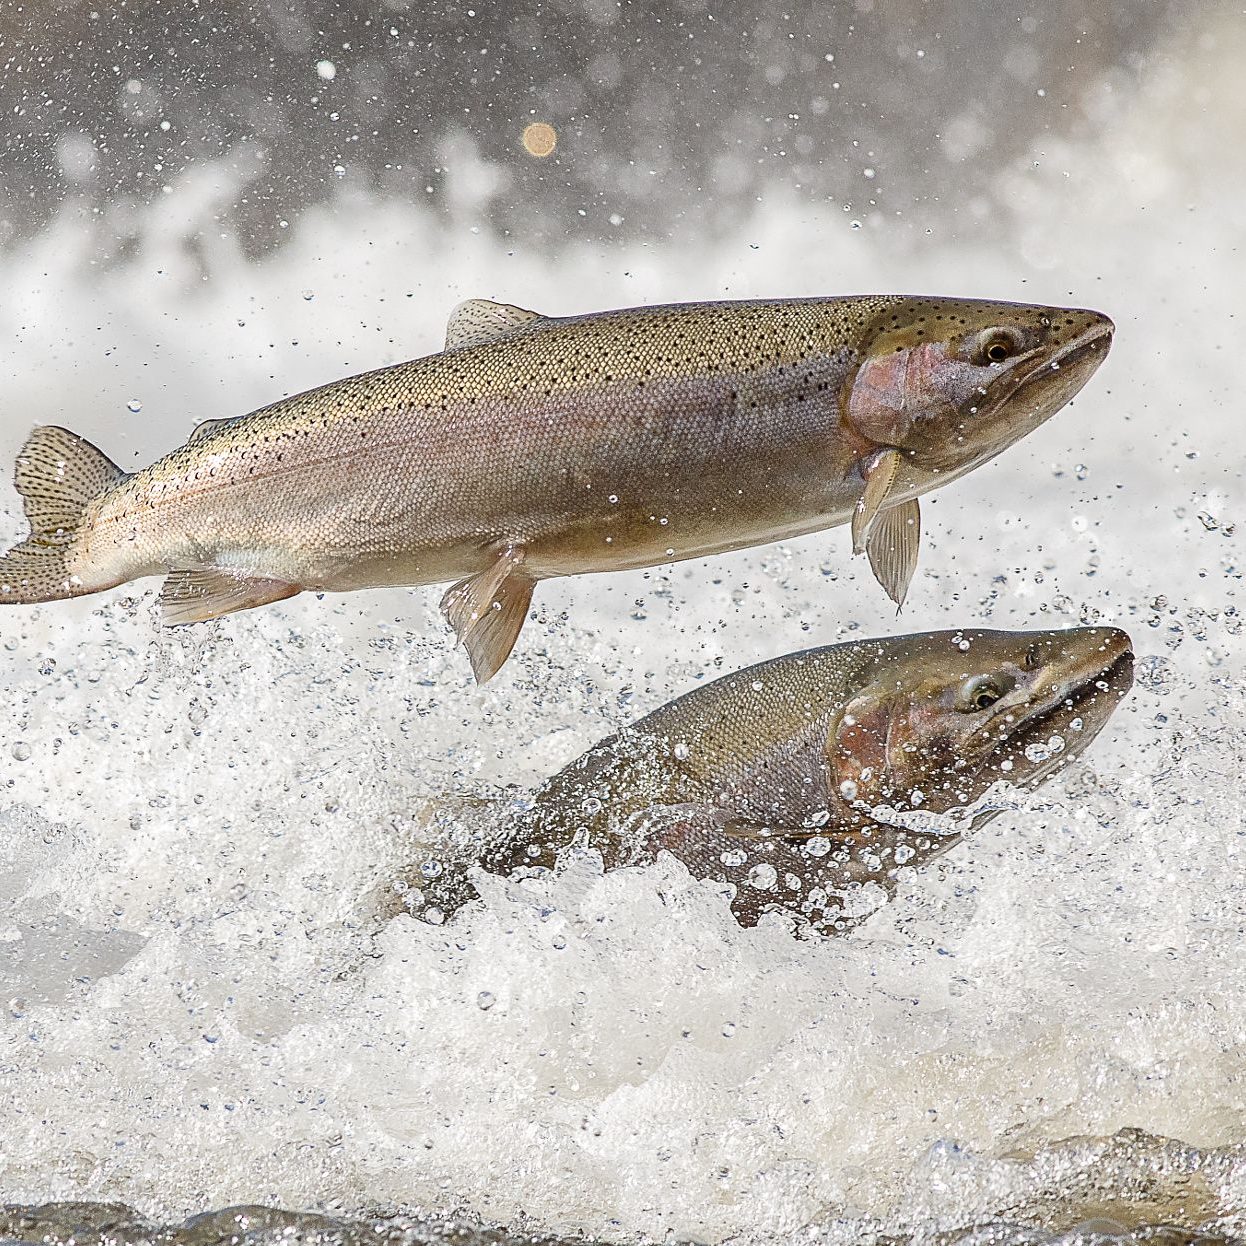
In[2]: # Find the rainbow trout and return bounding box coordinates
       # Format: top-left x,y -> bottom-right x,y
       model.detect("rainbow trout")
0,296 -> 1112,681
415,627 -> 1134,929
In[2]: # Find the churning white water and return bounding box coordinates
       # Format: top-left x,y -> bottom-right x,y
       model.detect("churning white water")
1,14 -> 1245,1246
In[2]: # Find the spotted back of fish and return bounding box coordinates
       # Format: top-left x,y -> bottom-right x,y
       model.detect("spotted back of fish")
175,295 -> 909,459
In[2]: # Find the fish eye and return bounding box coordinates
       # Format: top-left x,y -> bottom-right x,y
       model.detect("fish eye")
958,676 -> 1005,712
974,328 -> 1023,366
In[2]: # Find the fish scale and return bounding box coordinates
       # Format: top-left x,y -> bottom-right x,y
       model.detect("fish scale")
0,294 -> 1112,683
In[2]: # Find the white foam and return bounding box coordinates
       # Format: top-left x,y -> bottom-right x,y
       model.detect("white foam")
1,16 -> 1245,1245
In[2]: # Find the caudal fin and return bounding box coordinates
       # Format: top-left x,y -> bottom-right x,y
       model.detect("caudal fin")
0,426 -> 126,604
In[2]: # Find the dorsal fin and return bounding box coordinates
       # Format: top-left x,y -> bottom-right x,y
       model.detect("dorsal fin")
187,417 -> 237,445
445,299 -> 544,350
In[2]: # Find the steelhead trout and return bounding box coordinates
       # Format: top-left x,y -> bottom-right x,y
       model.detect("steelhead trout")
0,296 -> 1112,681
415,627 -> 1134,929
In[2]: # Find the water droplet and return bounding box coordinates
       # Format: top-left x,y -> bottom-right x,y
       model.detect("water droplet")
316,59 -> 336,80
301,289 -> 315,301
1136,654 -> 1175,694
672,741 -> 689,761
721,1022 -> 736,1038
126,399 -> 142,413
1024,735 -> 1065,765
477,991 -> 495,1010
10,741 -> 30,761
747,863 -> 777,890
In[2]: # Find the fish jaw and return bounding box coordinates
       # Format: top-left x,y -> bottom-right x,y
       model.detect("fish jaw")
942,312 -> 1116,477
972,626 -> 1134,791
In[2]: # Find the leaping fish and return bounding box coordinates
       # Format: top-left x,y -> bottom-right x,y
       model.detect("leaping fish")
413,626 -> 1135,930
0,296 -> 1113,681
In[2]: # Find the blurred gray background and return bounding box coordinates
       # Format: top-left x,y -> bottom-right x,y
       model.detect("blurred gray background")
0,1 -> 1202,256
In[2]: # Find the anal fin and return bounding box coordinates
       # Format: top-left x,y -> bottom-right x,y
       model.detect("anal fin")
440,544 -> 535,684
865,498 -> 921,608
159,569 -> 301,625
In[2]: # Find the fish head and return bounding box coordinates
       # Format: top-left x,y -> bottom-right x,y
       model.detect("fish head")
829,626 -> 1134,818
845,298 -> 1114,481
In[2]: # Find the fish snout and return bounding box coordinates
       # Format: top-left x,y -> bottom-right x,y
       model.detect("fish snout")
1099,627 -> 1135,694
1063,625 -> 1133,697
1045,308 -> 1113,367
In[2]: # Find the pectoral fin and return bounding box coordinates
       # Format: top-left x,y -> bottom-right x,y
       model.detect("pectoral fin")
635,803 -> 860,850
865,497 -> 920,608
440,544 -> 535,683
159,569 -> 300,624
851,447 -> 902,554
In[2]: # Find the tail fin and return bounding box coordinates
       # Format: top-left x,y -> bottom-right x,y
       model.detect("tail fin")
0,426 -> 126,604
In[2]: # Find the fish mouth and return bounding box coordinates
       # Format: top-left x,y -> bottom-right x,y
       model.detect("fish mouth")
987,317 -> 1115,437
979,634 -> 1134,789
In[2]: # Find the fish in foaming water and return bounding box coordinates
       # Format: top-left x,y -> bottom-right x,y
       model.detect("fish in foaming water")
0,296 -> 1111,681
415,627 -> 1134,930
